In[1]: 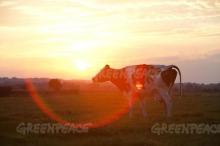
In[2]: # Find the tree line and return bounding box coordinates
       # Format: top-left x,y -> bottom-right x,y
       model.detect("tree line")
0,78 -> 219,97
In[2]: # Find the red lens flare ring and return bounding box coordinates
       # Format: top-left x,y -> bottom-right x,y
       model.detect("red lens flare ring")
25,79 -> 141,129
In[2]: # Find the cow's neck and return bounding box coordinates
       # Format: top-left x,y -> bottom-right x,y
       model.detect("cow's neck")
108,68 -> 128,92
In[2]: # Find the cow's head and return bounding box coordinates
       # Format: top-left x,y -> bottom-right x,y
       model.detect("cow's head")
92,64 -> 110,82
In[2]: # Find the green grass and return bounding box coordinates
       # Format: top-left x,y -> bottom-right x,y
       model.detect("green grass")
0,92 -> 220,146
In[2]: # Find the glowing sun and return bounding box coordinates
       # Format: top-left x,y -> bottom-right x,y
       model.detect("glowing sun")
75,60 -> 91,71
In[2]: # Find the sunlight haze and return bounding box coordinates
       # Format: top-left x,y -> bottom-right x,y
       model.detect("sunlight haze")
0,0 -> 220,83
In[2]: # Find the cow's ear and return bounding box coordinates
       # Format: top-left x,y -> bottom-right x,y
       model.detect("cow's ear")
105,64 -> 110,68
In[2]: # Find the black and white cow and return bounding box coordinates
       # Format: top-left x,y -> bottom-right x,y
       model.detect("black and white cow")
92,64 -> 182,118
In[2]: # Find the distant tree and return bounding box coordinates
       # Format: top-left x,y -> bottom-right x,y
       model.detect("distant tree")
172,87 -> 179,92
48,79 -> 62,92
0,86 -> 12,97
184,84 -> 193,92
20,83 -> 27,91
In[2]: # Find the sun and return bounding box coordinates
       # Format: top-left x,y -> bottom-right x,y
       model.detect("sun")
75,60 -> 91,71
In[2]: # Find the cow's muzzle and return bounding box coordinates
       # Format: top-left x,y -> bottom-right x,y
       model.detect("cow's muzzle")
92,77 -> 96,82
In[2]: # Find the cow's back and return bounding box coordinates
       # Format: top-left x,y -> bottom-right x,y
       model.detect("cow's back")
123,64 -> 177,97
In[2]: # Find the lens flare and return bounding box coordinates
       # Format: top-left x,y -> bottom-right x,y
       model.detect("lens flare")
25,79 -> 137,129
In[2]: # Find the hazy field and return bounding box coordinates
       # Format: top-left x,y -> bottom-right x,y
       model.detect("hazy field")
0,91 -> 220,146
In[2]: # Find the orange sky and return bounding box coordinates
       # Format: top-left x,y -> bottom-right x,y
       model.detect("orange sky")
0,0 -> 220,83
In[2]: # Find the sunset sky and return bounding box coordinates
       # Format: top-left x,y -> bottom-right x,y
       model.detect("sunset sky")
0,0 -> 220,83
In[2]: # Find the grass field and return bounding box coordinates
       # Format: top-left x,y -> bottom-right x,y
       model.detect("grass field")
0,91 -> 220,146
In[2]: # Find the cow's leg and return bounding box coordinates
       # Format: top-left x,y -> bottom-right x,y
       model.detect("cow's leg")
162,93 -> 172,118
168,83 -> 173,95
163,103 -> 167,117
128,98 -> 133,117
139,98 -> 147,117
153,91 -> 165,116
166,99 -> 172,118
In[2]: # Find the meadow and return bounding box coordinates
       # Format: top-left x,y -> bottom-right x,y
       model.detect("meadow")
0,91 -> 220,146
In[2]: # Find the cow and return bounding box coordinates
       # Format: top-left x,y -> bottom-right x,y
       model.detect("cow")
92,64 -> 182,118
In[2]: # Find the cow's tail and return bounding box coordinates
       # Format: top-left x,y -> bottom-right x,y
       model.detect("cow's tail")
171,65 -> 182,98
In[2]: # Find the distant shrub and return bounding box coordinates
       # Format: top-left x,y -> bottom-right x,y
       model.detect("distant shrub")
0,86 -> 12,97
48,79 -> 62,92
